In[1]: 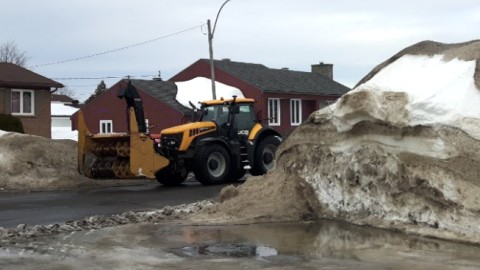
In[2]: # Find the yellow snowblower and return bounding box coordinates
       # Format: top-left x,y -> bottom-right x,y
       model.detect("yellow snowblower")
77,80 -> 282,185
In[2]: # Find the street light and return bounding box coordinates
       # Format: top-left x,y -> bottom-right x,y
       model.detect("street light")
208,0 -> 232,100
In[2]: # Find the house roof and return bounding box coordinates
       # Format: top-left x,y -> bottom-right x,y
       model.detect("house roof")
129,79 -> 192,115
52,94 -> 74,103
0,62 -> 64,89
200,59 -> 350,96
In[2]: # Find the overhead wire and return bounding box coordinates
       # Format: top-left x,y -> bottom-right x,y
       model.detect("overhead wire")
52,74 -> 155,80
29,23 -> 205,68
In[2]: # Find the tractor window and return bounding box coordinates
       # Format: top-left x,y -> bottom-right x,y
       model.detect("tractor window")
201,105 -> 229,126
235,104 -> 256,131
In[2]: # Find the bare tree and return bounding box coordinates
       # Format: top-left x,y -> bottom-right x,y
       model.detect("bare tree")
0,41 -> 29,67
55,87 -> 77,100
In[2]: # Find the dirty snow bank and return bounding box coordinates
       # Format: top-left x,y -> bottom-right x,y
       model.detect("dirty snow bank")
0,132 -> 144,191
195,40 -> 480,244
0,201 -> 214,242
331,54 -> 480,138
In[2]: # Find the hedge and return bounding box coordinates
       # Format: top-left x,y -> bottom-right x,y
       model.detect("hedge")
0,114 -> 25,133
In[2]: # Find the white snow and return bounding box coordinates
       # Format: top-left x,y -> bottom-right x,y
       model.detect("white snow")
0,129 -> 9,137
336,54 -> 480,138
175,77 -> 244,108
51,103 -> 79,116
52,127 -> 78,141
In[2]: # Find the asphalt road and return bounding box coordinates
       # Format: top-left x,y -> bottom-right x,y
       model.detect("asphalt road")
0,181 -> 228,228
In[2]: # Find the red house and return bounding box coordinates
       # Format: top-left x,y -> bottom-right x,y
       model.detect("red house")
71,79 -> 192,134
171,59 -> 350,135
72,59 -> 349,136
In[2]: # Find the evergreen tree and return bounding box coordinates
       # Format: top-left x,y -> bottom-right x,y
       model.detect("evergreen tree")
85,80 -> 107,104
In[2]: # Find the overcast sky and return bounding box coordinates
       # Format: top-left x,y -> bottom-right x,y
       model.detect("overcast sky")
1,0 -> 479,101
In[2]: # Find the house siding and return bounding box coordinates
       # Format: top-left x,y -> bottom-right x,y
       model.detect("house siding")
0,88 -> 51,137
0,88 -> 6,114
18,89 -> 51,138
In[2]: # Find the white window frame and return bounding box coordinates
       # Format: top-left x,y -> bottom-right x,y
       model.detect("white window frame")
268,98 -> 281,126
99,120 -> 113,134
11,89 -> 35,116
290,99 -> 302,126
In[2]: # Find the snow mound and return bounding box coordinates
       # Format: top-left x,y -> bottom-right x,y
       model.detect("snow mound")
197,40 -> 480,244
0,132 -> 145,191
175,77 -> 244,107
331,54 -> 480,138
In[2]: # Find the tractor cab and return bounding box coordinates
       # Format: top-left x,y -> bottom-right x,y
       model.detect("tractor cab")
199,97 -> 257,139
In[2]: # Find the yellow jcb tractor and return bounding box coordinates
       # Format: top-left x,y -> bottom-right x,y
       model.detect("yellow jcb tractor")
77,81 -> 282,185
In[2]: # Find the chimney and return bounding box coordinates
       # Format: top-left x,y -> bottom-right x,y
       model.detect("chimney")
311,62 -> 333,79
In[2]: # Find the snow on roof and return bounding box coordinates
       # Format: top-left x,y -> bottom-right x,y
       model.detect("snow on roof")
174,77 -> 244,108
51,103 -> 79,116
337,54 -> 480,138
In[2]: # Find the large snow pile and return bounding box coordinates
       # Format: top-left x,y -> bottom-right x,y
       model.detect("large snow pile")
175,77 -> 244,107
195,40 -> 480,244
0,132 -> 147,191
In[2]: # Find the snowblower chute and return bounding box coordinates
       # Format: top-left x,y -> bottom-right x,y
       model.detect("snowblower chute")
77,81 -> 169,179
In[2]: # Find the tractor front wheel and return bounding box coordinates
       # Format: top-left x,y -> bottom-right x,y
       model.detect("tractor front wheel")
193,144 -> 231,185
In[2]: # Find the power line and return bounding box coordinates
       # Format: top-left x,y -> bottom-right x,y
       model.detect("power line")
52,74 -> 155,80
30,23 -> 205,68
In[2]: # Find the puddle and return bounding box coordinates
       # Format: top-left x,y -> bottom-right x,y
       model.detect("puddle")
1,220 -> 480,269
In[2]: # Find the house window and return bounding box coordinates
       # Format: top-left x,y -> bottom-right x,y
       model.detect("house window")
11,89 -> 35,115
99,120 -> 113,134
268,98 -> 280,126
290,99 -> 302,126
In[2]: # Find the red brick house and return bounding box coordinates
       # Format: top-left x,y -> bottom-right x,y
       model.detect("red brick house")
72,59 -> 349,136
0,63 -> 64,137
71,79 -> 193,134
171,59 -> 350,135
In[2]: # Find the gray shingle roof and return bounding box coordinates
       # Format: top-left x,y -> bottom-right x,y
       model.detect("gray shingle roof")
129,79 -> 192,115
202,59 -> 350,96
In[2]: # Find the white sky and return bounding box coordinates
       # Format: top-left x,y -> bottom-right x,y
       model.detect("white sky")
1,0 -> 479,101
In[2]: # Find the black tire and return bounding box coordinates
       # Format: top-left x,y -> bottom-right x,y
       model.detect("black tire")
155,167 -> 187,186
229,167 -> 246,182
250,136 -> 280,176
193,144 -> 231,185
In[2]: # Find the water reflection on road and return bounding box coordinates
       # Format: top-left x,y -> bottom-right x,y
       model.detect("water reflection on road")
1,220 -> 480,269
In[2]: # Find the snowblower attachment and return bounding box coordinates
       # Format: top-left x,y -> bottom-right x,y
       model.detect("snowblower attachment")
77,81 -> 169,179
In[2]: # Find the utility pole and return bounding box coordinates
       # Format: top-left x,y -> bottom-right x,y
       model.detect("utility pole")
208,19 -> 216,100
208,0 -> 232,100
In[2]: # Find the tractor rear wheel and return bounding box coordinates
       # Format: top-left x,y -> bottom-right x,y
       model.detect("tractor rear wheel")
193,144 -> 231,185
250,136 -> 280,176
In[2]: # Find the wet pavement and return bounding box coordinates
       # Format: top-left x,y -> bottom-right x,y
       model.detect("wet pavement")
1,220 -> 480,269
0,181 -> 227,228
